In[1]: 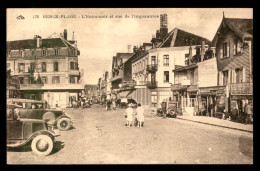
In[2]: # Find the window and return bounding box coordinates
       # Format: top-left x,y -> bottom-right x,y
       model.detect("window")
151,56 -> 156,65
30,63 -> 35,72
42,62 -> 46,72
233,43 -> 237,56
41,76 -> 47,84
20,50 -> 25,58
54,62 -> 59,71
52,76 -> 60,84
54,48 -> 60,56
237,41 -> 243,54
19,63 -> 25,73
223,71 -> 228,86
19,77 -> 24,84
42,49 -> 47,56
70,62 -> 77,70
29,77 -> 35,84
163,55 -> 169,66
236,68 -> 243,83
164,71 -> 169,83
70,76 -> 76,84
223,42 -> 229,58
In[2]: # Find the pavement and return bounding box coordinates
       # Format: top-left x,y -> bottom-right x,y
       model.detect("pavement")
147,108 -> 253,133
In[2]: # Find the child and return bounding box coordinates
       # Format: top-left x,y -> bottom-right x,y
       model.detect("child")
125,103 -> 133,127
136,103 -> 144,128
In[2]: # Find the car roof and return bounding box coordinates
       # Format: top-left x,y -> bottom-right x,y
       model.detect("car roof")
7,98 -> 43,103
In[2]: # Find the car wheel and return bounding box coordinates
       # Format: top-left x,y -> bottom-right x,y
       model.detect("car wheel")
57,118 -> 71,131
170,110 -> 176,118
31,135 -> 53,156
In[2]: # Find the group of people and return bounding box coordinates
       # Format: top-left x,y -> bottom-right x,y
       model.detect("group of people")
125,103 -> 144,128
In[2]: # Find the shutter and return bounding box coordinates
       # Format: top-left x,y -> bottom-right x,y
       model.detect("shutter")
233,70 -> 236,83
227,41 -> 230,57
228,69 -> 231,84
242,68 -> 246,82
219,71 -> 223,85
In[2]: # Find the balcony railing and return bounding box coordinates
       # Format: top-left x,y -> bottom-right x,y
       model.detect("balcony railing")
146,64 -> 158,73
230,82 -> 253,95
146,81 -> 158,89
120,80 -> 136,90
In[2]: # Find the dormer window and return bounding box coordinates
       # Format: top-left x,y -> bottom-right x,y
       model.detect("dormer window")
42,48 -> 47,56
54,48 -> 60,56
20,49 -> 25,58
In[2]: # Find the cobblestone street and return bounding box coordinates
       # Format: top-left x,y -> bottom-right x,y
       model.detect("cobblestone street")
7,105 -> 253,164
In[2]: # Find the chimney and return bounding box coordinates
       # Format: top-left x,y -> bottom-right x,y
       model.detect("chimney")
160,14 -> 168,40
127,45 -> 132,53
201,41 -> 205,62
36,36 -> 42,48
189,46 -> 193,64
64,29 -> 67,40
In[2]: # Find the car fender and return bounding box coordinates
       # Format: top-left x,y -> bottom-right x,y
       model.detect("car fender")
54,114 -> 72,125
7,130 -> 55,148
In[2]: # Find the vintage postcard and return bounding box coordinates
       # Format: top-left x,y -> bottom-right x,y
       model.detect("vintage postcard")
6,8 -> 253,164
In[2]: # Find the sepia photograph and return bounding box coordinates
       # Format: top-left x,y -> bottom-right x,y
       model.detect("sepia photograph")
6,8 -> 253,164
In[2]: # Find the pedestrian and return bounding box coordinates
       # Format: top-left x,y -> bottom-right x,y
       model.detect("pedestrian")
245,101 -> 253,124
14,107 -> 21,120
125,103 -> 134,128
231,106 -> 238,121
136,103 -> 144,128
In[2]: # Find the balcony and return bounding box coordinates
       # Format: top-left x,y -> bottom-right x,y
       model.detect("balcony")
120,81 -> 136,91
230,82 -> 253,95
110,70 -> 124,82
68,69 -> 80,76
20,84 -> 44,90
146,64 -> 158,73
146,81 -> 158,89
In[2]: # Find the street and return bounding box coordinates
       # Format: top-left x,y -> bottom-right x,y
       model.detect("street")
7,104 -> 253,164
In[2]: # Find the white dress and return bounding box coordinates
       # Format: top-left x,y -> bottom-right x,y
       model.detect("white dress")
126,108 -> 133,122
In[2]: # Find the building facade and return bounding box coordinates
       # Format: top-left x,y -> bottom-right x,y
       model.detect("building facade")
212,15 -> 253,114
6,29 -> 84,108
132,27 -> 210,109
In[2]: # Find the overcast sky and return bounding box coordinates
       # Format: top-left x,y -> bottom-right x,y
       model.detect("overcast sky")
7,8 -> 253,84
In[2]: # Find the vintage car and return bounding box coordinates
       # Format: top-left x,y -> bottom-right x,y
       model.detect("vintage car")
7,98 -> 73,131
118,98 -> 137,108
157,101 -> 181,118
7,104 -> 59,156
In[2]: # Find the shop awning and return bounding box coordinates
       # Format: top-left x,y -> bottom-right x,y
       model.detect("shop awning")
119,90 -> 134,98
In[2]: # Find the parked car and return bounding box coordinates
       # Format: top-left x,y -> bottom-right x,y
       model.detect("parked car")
118,98 -> 137,108
157,101 -> 181,118
7,98 -> 73,131
7,103 -> 59,156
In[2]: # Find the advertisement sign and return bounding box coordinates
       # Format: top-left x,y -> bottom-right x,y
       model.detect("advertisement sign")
197,58 -> 218,87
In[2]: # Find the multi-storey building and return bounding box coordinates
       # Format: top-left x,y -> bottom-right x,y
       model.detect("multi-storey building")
110,52 -> 134,98
132,21 -> 210,109
211,14 -> 253,114
84,84 -> 99,100
6,29 -> 84,108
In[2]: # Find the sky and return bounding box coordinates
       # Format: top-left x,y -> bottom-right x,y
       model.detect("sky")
7,8 -> 253,84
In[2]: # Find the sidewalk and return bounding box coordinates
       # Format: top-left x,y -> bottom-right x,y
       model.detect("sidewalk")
177,115 -> 253,133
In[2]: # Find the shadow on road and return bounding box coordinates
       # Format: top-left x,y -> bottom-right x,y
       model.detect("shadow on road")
239,136 -> 253,157
51,141 -> 65,155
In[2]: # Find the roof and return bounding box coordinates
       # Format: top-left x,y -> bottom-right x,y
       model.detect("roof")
158,28 -> 211,48
115,53 -> 134,64
131,51 -> 149,63
212,17 -> 253,46
172,63 -> 197,72
7,38 -> 74,50
7,98 -> 43,103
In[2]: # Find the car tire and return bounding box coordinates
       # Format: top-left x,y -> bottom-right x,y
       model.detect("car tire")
170,110 -> 177,118
31,135 -> 53,156
57,118 -> 71,131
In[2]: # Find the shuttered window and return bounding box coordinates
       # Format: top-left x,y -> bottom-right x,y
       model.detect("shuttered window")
220,47 -> 223,59
54,62 -> 58,72
223,42 -> 230,58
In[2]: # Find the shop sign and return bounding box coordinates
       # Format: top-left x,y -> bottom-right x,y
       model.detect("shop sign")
197,58 -> 218,87
230,82 -> 253,95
